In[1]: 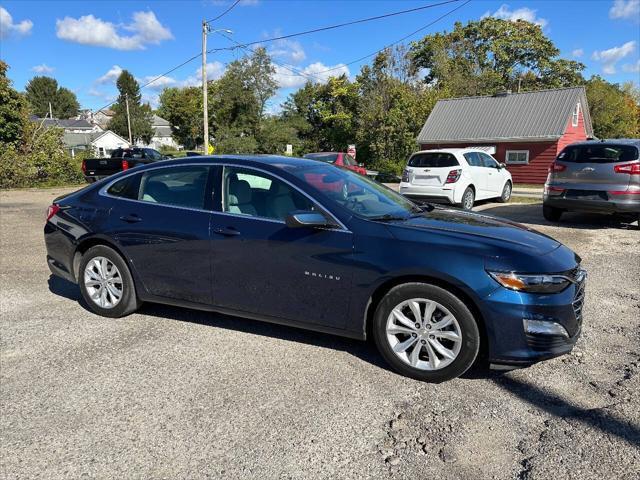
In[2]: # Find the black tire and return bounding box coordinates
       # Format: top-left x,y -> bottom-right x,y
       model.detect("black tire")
460,187 -> 475,211
372,283 -> 480,383
497,181 -> 512,203
78,245 -> 141,318
543,204 -> 563,222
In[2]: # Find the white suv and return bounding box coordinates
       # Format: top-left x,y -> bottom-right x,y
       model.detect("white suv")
399,149 -> 513,210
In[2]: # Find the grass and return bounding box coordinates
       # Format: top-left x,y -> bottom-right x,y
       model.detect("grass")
508,196 -> 541,204
513,183 -> 544,189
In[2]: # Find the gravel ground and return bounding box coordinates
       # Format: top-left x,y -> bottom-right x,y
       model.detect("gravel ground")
1,188 -> 639,480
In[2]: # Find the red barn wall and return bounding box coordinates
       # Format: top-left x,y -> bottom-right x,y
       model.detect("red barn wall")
557,108 -> 588,154
419,141 -> 559,184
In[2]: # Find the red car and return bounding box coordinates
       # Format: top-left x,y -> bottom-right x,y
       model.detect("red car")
303,152 -> 367,176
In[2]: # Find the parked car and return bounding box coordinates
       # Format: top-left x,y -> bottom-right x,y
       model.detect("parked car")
399,149 -> 513,210
543,140 -> 640,225
303,152 -> 368,176
45,155 -> 585,382
82,147 -> 169,183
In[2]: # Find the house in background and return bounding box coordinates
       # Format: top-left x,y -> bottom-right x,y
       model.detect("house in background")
138,114 -> 180,150
416,87 -> 594,184
32,117 -> 103,134
63,131 -> 130,158
90,109 -> 115,130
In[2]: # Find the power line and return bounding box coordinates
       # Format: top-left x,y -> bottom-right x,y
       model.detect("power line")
207,0 -> 241,24
210,0 -> 462,52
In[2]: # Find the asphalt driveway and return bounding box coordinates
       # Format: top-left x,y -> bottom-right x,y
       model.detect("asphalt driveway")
1,187 -> 638,479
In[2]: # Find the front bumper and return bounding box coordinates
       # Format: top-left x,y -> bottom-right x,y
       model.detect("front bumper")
480,277 -> 585,367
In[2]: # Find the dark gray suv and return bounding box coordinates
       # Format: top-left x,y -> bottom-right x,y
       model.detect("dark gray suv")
543,140 -> 640,225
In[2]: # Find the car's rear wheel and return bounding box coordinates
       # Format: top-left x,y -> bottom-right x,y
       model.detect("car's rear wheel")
460,187 -> 475,211
372,283 -> 480,382
497,181 -> 512,203
78,245 -> 141,318
543,204 -> 563,222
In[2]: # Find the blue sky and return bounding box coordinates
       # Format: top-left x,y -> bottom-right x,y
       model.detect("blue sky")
1,0 -> 639,113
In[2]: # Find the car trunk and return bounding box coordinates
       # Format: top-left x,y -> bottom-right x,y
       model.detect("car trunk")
83,158 -> 126,176
551,144 -> 638,194
406,152 -> 460,186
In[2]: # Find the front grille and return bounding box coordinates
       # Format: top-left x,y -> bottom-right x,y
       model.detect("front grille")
573,282 -> 585,324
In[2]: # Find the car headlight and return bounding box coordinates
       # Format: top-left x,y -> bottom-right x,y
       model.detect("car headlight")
488,271 -> 571,293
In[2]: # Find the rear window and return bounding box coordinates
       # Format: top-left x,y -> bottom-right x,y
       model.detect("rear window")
111,149 -> 144,159
408,152 -> 459,168
558,144 -> 639,163
304,153 -> 339,163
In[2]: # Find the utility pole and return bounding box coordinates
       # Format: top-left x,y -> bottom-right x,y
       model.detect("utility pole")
48,102 -> 53,119
125,93 -> 133,145
202,19 -> 209,154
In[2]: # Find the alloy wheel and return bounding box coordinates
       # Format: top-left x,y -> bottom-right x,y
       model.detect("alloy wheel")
84,256 -> 123,309
463,190 -> 474,210
502,183 -> 512,201
385,298 -> 463,371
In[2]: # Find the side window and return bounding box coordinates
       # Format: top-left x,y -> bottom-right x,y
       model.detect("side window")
107,174 -> 141,199
463,152 -> 482,167
480,152 -> 499,168
139,166 -> 210,209
223,167 -> 315,221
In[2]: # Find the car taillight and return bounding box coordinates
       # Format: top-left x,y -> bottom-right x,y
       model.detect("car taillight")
402,169 -> 410,182
548,162 -> 566,173
46,204 -> 60,222
544,185 -> 565,194
81,159 -> 86,174
614,162 -> 640,174
122,159 -> 129,171
445,169 -> 462,184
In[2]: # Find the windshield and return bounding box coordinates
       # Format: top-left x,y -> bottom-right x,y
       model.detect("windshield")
293,164 -> 420,219
558,144 -> 639,163
303,153 -> 339,163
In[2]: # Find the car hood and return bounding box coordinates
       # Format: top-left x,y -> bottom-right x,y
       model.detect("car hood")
385,207 -> 561,256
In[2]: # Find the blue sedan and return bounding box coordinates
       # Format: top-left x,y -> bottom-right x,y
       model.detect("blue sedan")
44,155 -> 586,382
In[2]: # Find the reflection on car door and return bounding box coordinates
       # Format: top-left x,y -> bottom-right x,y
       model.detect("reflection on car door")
210,166 -> 354,329
463,152 -> 489,198
479,152 -> 504,196
105,165 -> 215,303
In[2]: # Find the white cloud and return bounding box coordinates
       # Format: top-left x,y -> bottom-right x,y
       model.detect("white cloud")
273,62 -> 350,89
270,39 -> 306,64
0,6 -> 33,39
571,48 -> 584,58
592,41 -> 637,74
622,59 -> 640,72
140,75 -> 178,90
609,0 -> 640,20
96,65 -> 124,84
32,64 -> 54,74
482,4 -> 548,28
56,11 -> 172,50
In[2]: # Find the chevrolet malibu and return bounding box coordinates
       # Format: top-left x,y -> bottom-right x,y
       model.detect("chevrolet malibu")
44,155 -> 586,382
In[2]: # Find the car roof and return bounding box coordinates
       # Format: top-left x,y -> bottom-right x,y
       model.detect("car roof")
146,154 -> 325,172
564,139 -> 640,148
411,148 -> 489,155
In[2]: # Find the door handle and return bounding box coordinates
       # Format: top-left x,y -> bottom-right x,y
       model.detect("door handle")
213,226 -> 240,237
119,214 -> 142,223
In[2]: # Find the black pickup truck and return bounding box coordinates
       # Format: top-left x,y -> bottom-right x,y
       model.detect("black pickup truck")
81,147 -> 169,183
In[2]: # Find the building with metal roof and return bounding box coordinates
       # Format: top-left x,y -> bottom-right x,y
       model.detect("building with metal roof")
417,87 -> 594,184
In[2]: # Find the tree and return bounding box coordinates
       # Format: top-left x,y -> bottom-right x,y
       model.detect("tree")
25,76 -> 79,118
410,18 -> 585,96
209,47 -> 277,149
586,76 -> 639,139
108,70 -> 153,144
157,86 -> 202,149
0,60 -> 28,145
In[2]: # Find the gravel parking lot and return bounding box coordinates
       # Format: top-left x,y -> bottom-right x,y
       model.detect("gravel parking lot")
1,187 -> 639,480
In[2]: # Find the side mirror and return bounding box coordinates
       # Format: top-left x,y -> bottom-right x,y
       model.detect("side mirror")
358,163 -> 364,167
498,163 -> 507,169
285,211 -> 333,229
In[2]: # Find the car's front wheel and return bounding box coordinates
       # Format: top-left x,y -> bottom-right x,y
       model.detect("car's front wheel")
372,283 -> 480,382
78,245 -> 141,318
497,181 -> 512,203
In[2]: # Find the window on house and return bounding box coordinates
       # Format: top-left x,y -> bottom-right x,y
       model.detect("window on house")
572,102 -> 580,127
506,150 -> 529,165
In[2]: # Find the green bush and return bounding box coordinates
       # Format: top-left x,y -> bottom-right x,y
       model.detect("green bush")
0,125 -> 84,189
